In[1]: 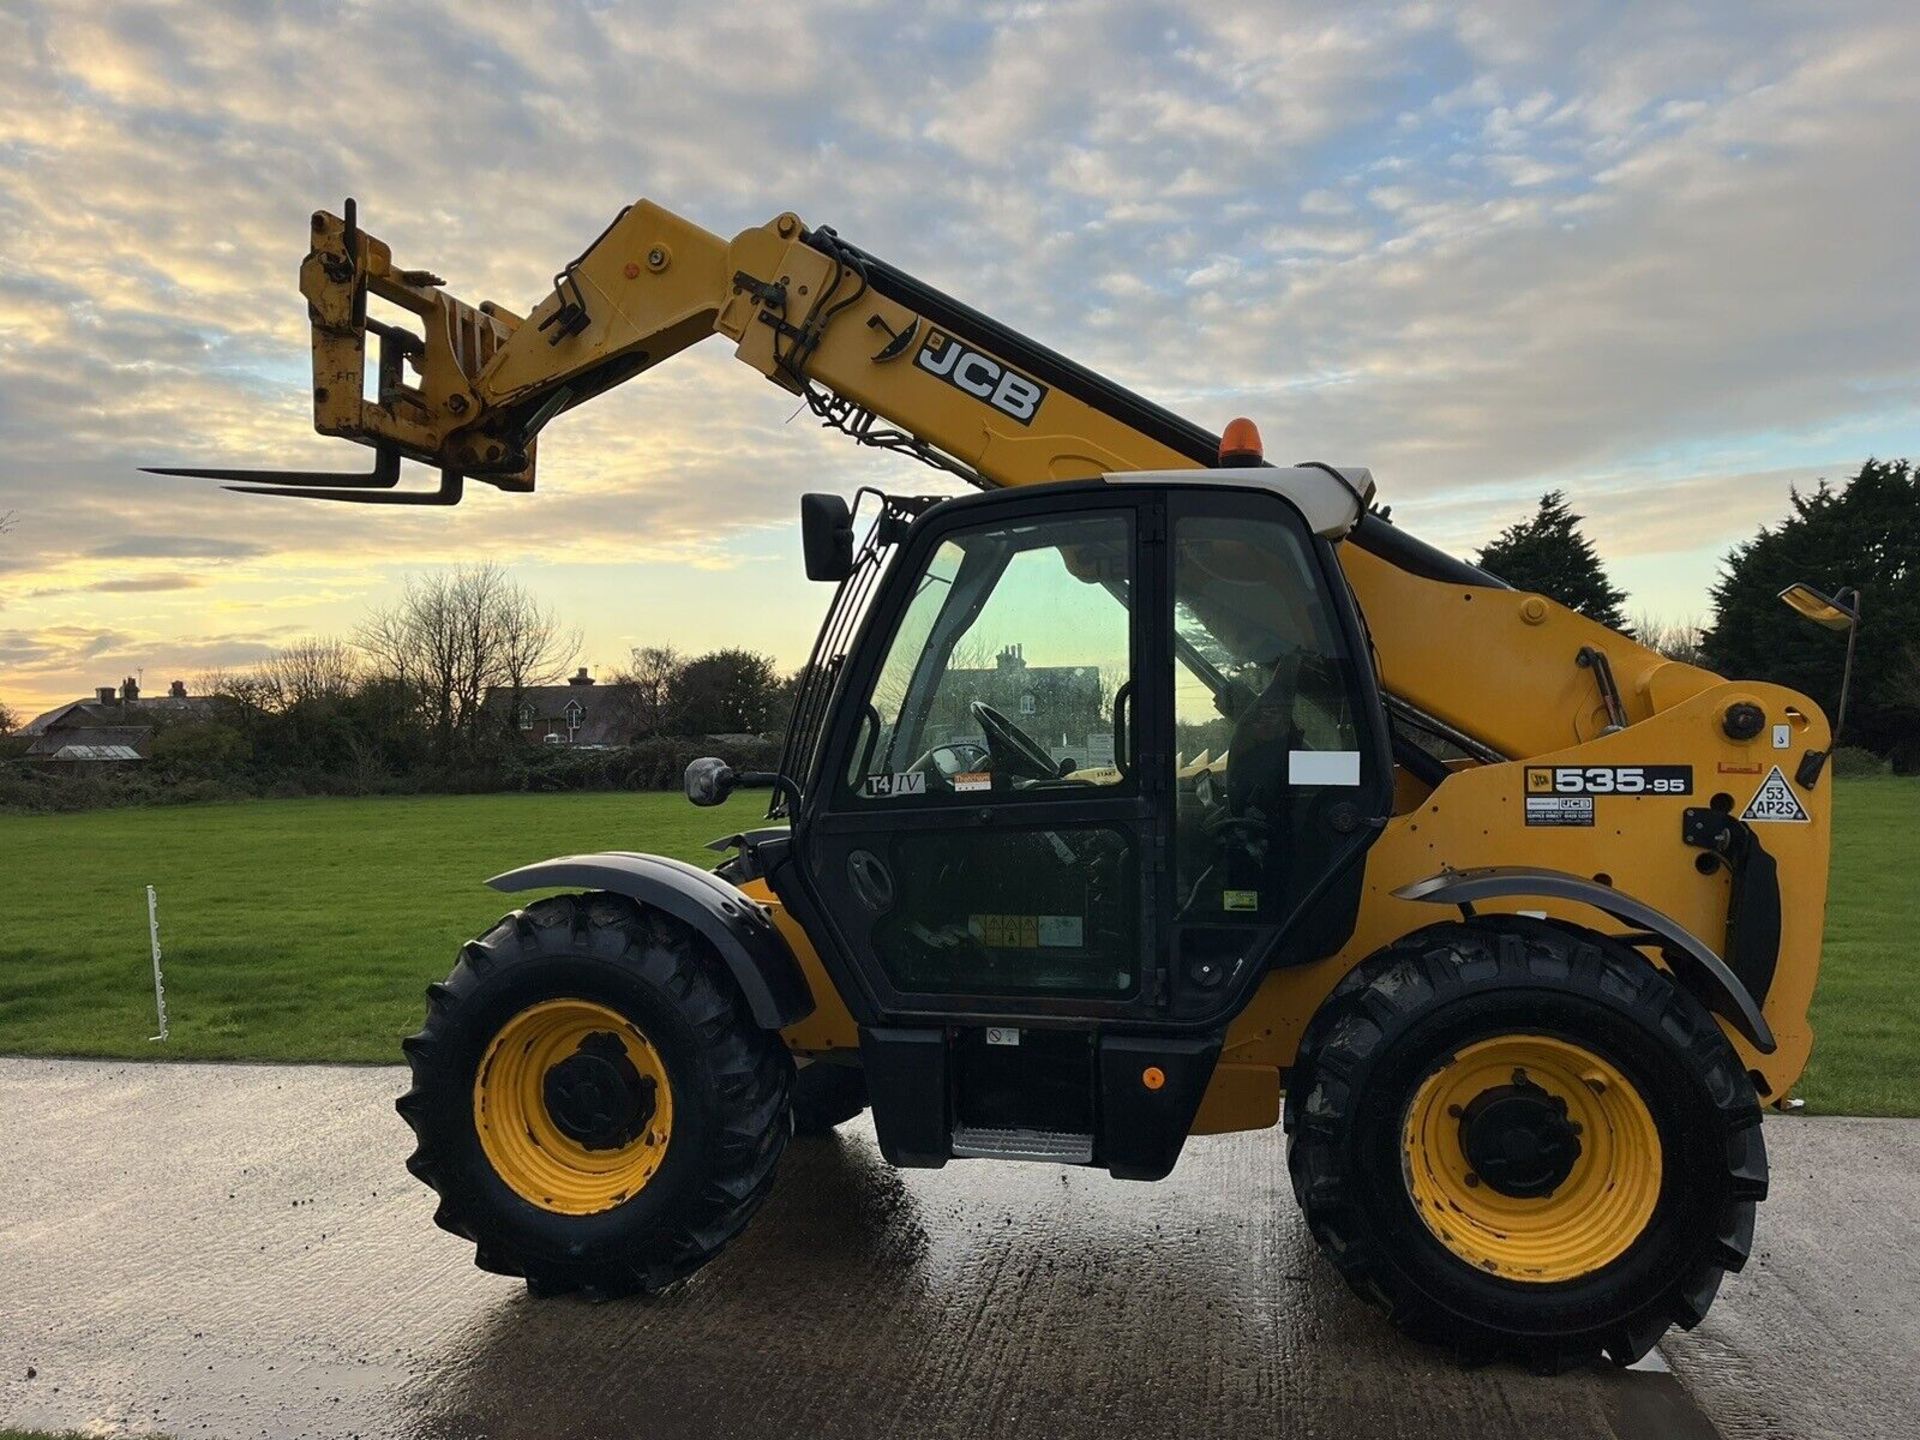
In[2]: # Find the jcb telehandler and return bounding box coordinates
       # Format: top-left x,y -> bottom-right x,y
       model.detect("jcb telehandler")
159,196 -> 1829,1369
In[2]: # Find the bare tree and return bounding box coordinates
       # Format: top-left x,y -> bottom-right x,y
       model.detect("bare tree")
268,636 -> 361,707
497,586 -> 579,737
357,563 -> 576,752
0,696 -> 19,737
610,644 -> 683,739
1632,613 -> 1709,667
0,510 -> 16,536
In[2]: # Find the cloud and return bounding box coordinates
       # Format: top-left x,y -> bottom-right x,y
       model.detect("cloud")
89,535 -> 270,560
30,574 -> 207,597
0,0 -> 1915,713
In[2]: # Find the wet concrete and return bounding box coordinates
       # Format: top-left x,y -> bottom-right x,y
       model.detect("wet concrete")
0,1057 -> 1734,1440
1661,1115 -> 1920,1440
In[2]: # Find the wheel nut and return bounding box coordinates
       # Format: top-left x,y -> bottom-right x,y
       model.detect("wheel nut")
1464,1172 -> 1481,1188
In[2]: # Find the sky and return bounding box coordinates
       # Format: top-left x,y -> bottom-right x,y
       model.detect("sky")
3,0 -> 1917,718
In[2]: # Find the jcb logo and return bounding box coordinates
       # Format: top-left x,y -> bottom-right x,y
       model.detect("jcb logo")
915,332 -> 1047,425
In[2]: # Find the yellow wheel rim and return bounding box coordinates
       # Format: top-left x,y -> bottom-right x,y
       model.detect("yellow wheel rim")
472,998 -> 674,1216
1401,1034 -> 1662,1284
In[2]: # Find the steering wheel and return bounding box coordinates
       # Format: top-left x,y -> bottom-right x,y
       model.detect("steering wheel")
969,700 -> 1060,781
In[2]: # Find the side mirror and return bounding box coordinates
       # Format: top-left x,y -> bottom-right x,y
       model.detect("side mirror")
800,492 -> 855,582
684,757 -> 738,807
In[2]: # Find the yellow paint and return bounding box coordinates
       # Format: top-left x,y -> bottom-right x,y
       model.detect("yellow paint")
471,998 -> 673,1216
1401,1035 -> 1663,1283
739,875 -> 860,1055
1189,1062 -> 1280,1134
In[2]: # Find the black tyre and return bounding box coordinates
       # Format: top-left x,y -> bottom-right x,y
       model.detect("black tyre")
396,891 -> 792,1296
791,1061 -> 869,1136
1284,916 -> 1767,1370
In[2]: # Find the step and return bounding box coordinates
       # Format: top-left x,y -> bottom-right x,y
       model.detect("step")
950,1125 -> 1095,1165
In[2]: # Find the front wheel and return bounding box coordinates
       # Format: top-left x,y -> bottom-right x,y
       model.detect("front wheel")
1285,917 -> 1767,1370
396,892 -> 792,1296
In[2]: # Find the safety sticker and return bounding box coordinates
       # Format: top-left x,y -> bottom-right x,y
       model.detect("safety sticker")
863,771 -> 927,798
1036,915 -> 1085,947
971,915 -> 1083,948
1524,765 -> 1692,796
1772,723 -> 1792,750
953,770 -> 992,793
1222,890 -> 1260,912
1526,795 -> 1595,827
1741,766 -> 1810,823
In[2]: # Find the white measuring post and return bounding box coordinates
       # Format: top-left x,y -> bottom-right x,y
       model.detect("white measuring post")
146,884 -> 169,1043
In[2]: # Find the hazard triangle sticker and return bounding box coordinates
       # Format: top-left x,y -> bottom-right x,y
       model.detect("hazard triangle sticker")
1740,766 -> 1810,823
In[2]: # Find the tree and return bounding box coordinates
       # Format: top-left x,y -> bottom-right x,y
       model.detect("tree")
357,563 -> 576,754
1701,459 -> 1920,770
0,697 -> 18,737
610,644 -> 683,740
1631,613 -> 1708,668
268,636 -> 361,708
1476,491 -> 1630,630
673,649 -> 784,735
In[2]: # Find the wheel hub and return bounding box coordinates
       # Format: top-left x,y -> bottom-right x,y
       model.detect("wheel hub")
1458,1071 -> 1582,1197
542,1031 -> 657,1151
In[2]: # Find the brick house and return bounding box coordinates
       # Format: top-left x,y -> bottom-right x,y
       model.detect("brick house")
19,677 -> 224,764
489,667 -> 625,747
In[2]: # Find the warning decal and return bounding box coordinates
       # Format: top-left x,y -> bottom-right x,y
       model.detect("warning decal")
1741,766 -> 1810,823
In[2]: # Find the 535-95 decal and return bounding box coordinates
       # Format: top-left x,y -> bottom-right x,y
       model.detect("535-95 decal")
1526,765 -> 1694,796
1523,765 -> 1692,827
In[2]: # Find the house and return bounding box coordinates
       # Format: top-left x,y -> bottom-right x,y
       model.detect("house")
925,644 -> 1112,767
19,677 -> 224,765
489,668 -> 626,747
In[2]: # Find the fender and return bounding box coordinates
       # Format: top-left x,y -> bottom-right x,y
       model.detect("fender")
1394,865 -> 1776,1054
487,851 -> 814,1030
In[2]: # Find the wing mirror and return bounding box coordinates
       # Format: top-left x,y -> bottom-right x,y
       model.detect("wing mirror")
684,758 -> 804,812
800,492 -> 855,582
684,757 -> 738,807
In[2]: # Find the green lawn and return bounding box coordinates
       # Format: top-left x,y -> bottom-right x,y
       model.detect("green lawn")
0,790 -> 766,1065
0,780 -> 1914,1113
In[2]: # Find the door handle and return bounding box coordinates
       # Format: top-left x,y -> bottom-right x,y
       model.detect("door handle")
846,850 -> 896,913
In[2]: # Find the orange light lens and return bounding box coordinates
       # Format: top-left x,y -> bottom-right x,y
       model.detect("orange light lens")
1142,1066 -> 1167,1091
1218,416 -> 1263,464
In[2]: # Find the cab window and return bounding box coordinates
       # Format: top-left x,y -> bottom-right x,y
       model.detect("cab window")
845,510 -> 1134,801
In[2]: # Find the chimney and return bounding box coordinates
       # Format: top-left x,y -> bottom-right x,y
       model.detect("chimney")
169,680 -> 187,699
96,686 -> 116,705
568,667 -> 594,687
121,676 -> 140,704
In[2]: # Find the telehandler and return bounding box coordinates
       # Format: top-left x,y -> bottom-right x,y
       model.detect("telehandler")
158,195 -> 1830,1369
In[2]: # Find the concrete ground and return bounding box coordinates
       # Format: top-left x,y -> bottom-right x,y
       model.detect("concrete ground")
0,1061 -> 1907,1440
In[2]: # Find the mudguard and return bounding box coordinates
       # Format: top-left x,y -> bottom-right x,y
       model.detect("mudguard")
487,851 -> 814,1030
1394,865 -> 1776,1054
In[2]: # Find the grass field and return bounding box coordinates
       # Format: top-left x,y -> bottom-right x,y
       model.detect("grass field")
0,780 -> 1914,1113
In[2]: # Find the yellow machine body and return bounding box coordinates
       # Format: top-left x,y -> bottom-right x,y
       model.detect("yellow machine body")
299,200 -> 1830,1126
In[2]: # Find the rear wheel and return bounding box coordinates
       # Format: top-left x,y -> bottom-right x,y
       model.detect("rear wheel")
1285,916 -> 1767,1370
397,892 -> 792,1296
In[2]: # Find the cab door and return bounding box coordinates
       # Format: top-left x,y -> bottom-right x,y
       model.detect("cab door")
801,489 -> 1164,1023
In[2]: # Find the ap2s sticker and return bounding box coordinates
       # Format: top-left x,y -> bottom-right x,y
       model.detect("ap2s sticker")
915,332 -> 1048,425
